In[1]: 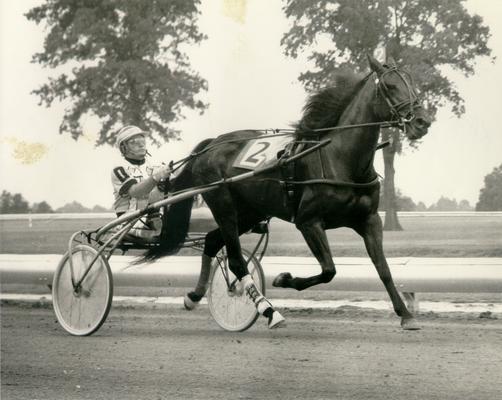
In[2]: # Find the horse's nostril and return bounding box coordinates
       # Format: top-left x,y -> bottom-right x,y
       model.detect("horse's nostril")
416,117 -> 431,128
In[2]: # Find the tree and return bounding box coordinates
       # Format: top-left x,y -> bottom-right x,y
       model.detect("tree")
415,201 -> 427,212
11,193 -> 29,213
91,204 -> 111,212
379,188 -> 416,211
425,196 -> 472,211
0,191 -> 13,213
458,199 -> 473,211
55,201 -> 90,213
281,0 -> 492,229
476,164 -> 502,211
32,201 -> 54,213
26,0 -> 207,146
429,196 -> 458,211
0,191 -> 30,213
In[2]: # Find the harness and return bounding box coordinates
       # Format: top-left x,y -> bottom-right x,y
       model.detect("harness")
272,67 -> 419,220
170,66 -> 420,221
274,139 -> 383,222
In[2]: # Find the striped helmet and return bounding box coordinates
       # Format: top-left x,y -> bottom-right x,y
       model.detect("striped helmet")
116,125 -> 146,148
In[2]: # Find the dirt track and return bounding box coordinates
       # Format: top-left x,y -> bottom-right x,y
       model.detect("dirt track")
1,303 -> 501,400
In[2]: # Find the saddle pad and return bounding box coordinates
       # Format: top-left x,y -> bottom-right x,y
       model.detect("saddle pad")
233,134 -> 294,170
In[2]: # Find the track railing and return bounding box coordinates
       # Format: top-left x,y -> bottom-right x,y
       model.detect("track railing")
1,254 -> 501,312
1,210 -> 502,221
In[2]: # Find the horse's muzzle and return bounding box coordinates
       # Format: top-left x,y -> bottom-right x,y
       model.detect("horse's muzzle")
407,111 -> 431,140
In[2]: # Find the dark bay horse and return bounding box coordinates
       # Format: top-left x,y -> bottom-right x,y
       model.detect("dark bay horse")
142,55 -> 431,330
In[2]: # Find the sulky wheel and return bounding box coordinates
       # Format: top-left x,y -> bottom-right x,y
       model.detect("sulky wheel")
207,248 -> 265,332
52,244 -> 113,336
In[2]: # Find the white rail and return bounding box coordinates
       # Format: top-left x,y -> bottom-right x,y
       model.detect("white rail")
0,208 -> 214,220
1,254 -> 501,294
1,210 -> 502,220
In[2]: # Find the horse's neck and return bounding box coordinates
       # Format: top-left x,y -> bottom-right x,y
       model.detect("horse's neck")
323,81 -> 379,182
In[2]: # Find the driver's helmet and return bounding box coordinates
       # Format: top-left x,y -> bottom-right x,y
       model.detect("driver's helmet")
116,125 -> 147,160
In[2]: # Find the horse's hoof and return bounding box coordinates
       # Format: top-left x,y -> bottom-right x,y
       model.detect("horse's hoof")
268,311 -> 286,329
272,272 -> 293,288
183,292 -> 201,311
401,317 -> 421,330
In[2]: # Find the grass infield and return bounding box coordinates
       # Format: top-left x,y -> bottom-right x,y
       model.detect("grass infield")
1,214 -> 501,257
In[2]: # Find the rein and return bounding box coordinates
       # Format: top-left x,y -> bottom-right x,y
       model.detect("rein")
170,66 -> 415,192
260,176 -> 380,189
170,118 -> 397,173
297,119 -> 402,135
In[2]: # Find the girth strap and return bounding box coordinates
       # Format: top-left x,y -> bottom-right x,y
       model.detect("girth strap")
279,161 -> 298,222
277,142 -> 301,222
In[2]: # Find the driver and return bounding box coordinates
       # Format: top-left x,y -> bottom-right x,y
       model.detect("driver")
111,125 -> 172,239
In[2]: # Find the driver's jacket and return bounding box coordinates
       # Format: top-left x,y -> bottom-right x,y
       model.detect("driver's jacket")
111,159 -> 161,215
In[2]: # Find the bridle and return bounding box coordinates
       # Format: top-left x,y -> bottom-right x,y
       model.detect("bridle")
282,65 -> 422,136
375,66 -> 421,128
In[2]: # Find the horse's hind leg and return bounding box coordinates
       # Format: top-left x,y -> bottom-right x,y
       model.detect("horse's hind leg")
356,213 -> 420,330
273,219 -> 336,291
184,220 -> 255,310
183,252 -> 213,310
215,216 -> 285,328
188,191 -> 285,328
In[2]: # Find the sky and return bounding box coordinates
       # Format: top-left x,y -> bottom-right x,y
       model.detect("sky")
1,0 -> 501,210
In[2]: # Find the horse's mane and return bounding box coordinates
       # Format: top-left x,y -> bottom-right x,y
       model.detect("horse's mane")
296,71 -> 367,138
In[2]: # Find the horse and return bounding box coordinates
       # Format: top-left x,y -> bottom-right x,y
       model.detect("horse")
141,55 -> 431,330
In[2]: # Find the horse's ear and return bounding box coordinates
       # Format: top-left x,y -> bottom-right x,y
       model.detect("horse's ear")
367,54 -> 385,75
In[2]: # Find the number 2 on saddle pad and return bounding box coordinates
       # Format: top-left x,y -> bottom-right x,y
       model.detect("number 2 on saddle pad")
233,136 -> 292,170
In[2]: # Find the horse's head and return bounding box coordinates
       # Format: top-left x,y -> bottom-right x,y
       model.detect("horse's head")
367,54 -> 431,140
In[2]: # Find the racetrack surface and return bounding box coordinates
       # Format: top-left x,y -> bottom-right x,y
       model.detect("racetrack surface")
2,303 -> 501,400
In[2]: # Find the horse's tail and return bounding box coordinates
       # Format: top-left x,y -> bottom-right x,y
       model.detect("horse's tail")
138,138 -> 214,263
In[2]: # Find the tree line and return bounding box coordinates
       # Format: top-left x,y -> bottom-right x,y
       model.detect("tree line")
0,191 -> 110,214
379,191 -> 474,212
3,160 -> 502,214
379,163 -> 502,211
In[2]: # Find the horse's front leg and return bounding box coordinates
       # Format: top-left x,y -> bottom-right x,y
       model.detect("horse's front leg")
273,219 -> 336,291
356,213 -> 420,330
184,221 -> 255,310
